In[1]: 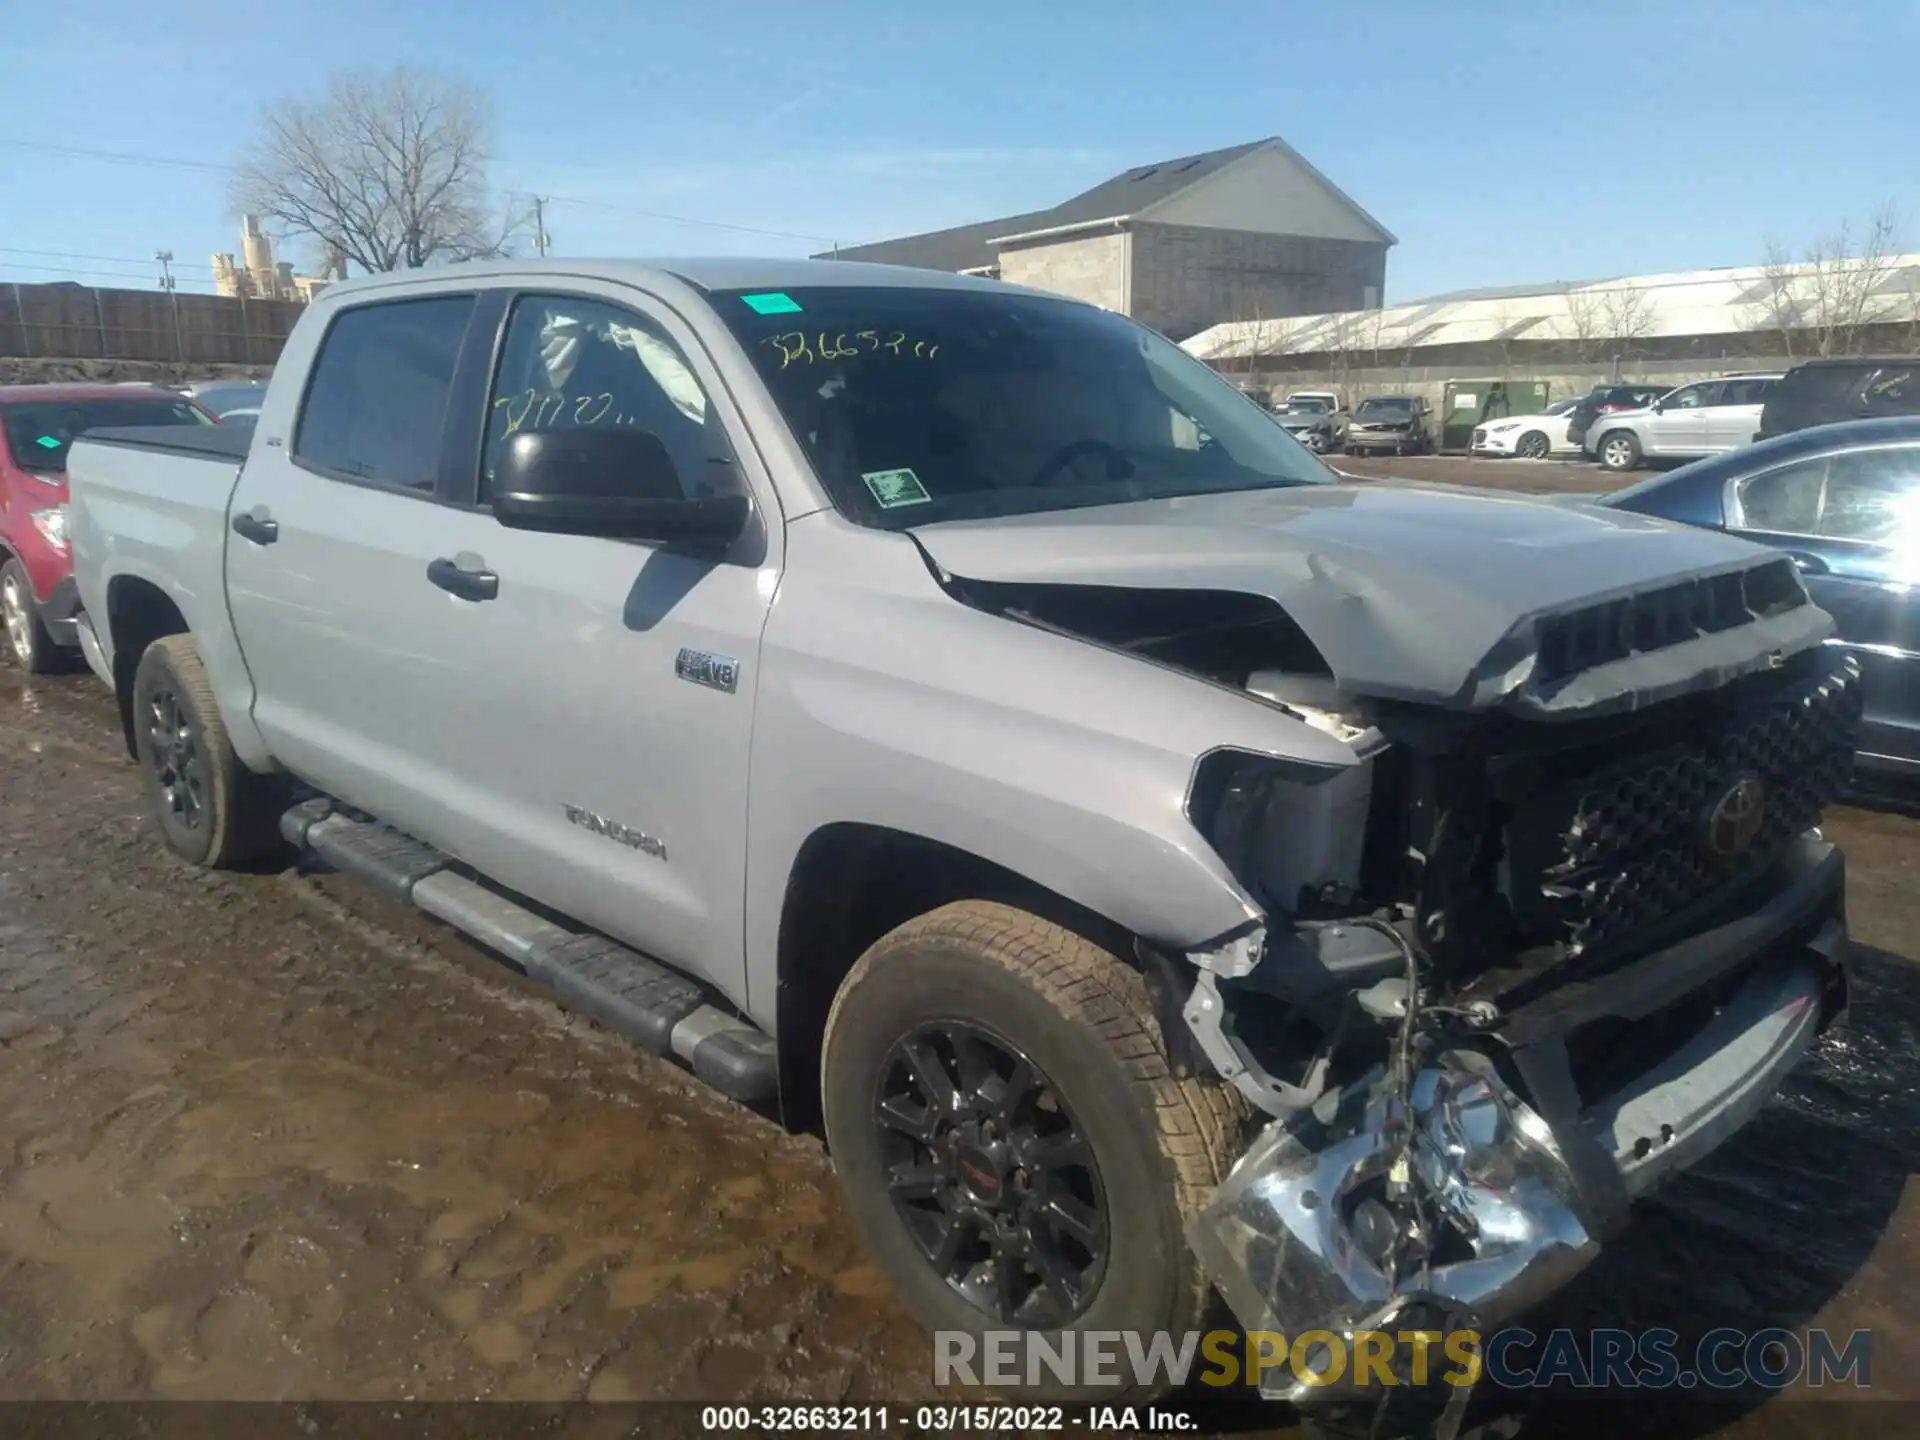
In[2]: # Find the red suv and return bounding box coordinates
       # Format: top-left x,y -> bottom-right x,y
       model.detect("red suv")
0,384 -> 214,671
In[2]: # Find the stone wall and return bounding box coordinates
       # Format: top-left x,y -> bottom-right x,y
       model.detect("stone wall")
995,231 -> 1129,313
1129,223 -> 1387,341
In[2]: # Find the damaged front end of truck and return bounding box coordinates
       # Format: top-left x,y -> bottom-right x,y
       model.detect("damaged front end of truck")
1169,587 -> 1858,1404
916,496 -> 1861,1408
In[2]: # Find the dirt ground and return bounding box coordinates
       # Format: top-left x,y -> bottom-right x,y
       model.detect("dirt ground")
1333,452 -> 1633,494
1,474 -> 1916,1434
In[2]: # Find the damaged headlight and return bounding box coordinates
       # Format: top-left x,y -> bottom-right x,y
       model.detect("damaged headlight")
1187,744 -> 1375,915
1187,1050 -> 1598,1402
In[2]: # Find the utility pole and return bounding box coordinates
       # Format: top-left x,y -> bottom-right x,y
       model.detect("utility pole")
155,250 -> 183,363
532,197 -> 551,258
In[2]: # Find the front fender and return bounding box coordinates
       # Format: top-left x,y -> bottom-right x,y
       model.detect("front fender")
742,515 -> 1362,1024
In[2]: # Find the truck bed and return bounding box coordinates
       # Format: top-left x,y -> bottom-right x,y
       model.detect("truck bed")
80,424 -> 255,463
65,423 -> 255,737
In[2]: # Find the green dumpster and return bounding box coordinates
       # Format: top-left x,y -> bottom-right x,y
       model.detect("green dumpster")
1441,379 -> 1552,452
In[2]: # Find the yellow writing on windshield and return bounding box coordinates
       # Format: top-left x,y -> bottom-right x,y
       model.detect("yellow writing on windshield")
761,330 -> 940,369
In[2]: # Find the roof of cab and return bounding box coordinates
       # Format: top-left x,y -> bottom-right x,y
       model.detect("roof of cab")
314,256 -> 1052,302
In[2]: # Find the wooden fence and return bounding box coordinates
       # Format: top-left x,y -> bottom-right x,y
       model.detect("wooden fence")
0,282 -> 304,366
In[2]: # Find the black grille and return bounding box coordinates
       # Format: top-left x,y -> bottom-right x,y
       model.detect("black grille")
1514,654 -> 1861,956
1535,559 -> 1809,684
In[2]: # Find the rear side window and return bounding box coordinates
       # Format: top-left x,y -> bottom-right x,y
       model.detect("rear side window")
294,296 -> 474,492
1736,456 -> 1827,534
1784,365 -> 1869,408
1863,367 -> 1918,416
1821,446 -> 1920,543
1721,378 -> 1774,405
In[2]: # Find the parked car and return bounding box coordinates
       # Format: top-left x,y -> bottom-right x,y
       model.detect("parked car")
1757,357 -> 1920,441
1342,394 -> 1432,454
1469,395 -> 1581,459
177,380 -> 270,429
1271,393 -> 1346,452
1584,374 -> 1783,472
0,384 -> 213,672
1598,414 -> 1918,782
66,259 -> 1859,1413
1565,382 -> 1674,450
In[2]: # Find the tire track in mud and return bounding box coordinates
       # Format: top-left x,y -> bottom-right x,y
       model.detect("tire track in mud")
0,672 -> 935,1407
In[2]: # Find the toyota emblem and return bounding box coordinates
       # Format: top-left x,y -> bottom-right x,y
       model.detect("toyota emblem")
1701,775 -> 1767,860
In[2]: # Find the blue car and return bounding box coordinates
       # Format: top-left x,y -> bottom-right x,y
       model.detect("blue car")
1597,415 -> 1920,783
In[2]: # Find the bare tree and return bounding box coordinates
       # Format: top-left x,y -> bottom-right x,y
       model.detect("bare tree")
1236,303 -> 1300,402
233,68 -> 530,275
1597,284 -> 1656,363
1748,205 -> 1907,359
1564,287 -> 1604,364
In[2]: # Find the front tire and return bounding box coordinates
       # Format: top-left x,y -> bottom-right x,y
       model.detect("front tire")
1515,430 -> 1551,460
1596,430 -> 1642,472
822,901 -> 1244,1400
1,559 -> 61,674
130,635 -> 286,868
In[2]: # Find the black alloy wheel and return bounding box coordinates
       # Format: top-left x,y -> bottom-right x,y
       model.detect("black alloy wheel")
144,680 -> 208,835
874,1020 -> 1108,1326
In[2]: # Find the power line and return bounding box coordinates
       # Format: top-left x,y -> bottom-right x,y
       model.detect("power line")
1,137 -> 843,248
531,190 -> 837,245
0,245 -> 216,272
0,259 -> 217,287
0,137 -> 231,174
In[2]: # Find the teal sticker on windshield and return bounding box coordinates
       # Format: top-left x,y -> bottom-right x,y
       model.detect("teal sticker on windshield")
34,435 -> 60,449
741,291 -> 803,316
861,467 -> 931,509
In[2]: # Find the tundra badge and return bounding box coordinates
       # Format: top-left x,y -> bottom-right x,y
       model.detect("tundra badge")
675,648 -> 740,693
563,804 -> 668,860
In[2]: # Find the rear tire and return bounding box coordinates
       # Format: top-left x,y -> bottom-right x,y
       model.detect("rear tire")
1,559 -> 61,675
1597,430 -> 1642,472
130,634 -> 287,868
822,900 -> 1245,1401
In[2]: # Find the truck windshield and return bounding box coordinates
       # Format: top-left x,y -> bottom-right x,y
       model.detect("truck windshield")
714,285 -> 1329,527
1282,399 -> 1330,415
2,396 -> 210,474
1356,398 -> 1414,418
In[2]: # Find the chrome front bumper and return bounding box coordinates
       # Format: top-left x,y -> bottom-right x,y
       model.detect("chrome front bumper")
1190,840 -> 1848,1401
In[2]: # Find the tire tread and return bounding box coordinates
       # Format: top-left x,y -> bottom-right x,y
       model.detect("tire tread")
136,635 -> 284,868
824,899 -> 1248,1335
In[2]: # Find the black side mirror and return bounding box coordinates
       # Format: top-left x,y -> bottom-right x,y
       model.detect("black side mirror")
492,429 -> 748,547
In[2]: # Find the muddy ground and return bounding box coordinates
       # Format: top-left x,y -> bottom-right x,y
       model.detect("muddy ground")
1,500 -> 1916,1435
1334,452 -> 1633,494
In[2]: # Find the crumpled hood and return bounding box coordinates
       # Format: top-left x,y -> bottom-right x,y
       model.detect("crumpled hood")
912,483 -> 1833,714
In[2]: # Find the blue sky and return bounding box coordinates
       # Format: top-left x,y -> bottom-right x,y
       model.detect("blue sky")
2,0 -> 1915,303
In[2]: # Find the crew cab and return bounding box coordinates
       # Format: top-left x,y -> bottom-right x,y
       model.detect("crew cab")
65,260 -> 1858,1426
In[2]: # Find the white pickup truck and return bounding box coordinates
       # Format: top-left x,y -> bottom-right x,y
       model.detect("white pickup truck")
64,259 -> 1859,1424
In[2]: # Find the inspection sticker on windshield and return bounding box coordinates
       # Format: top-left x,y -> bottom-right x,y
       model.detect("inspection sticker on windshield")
740,291 -> 803,316
861,467 -> 931,509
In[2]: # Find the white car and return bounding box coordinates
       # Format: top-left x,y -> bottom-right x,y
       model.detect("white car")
1583,374 -> 1783,472
1470,397 -> 1581,460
